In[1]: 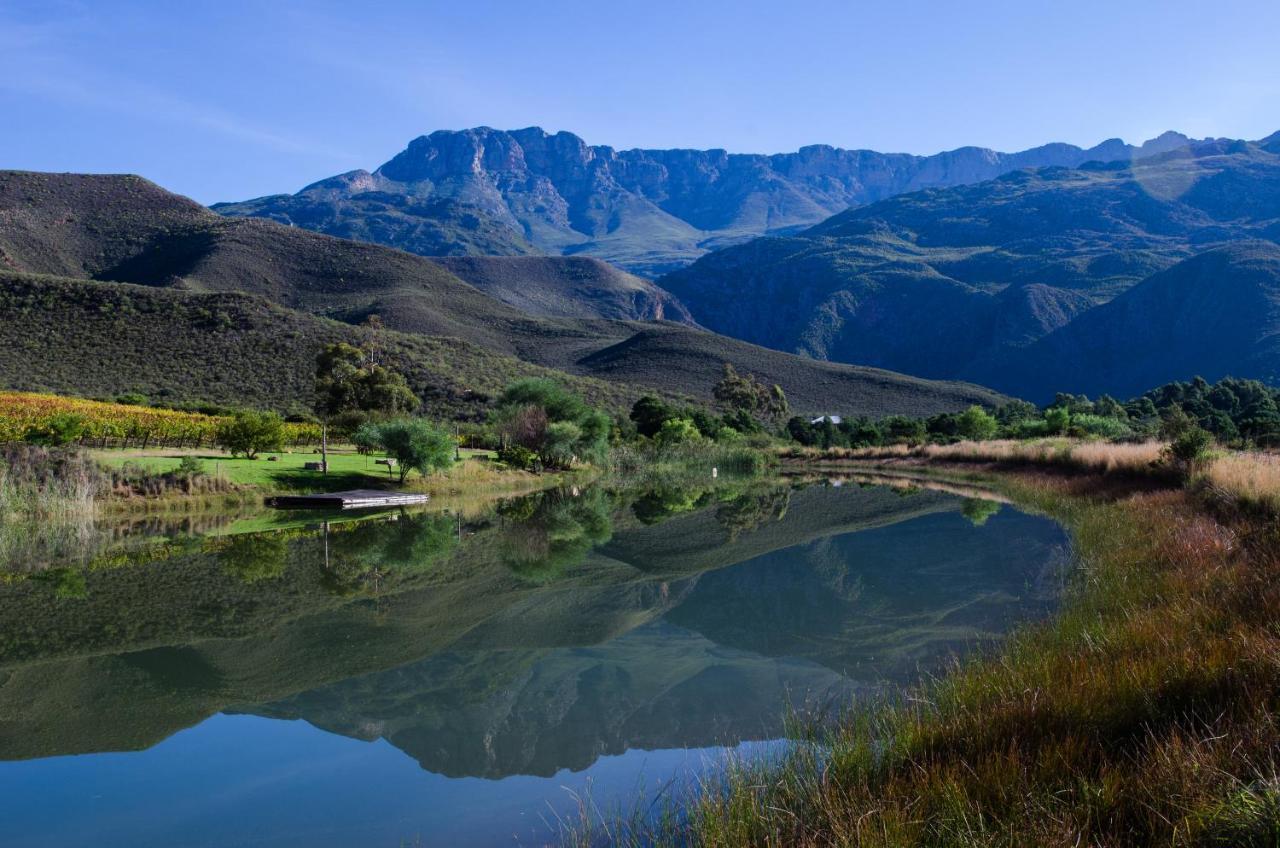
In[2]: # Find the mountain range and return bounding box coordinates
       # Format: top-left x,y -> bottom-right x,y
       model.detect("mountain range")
660,134 -> 1280,400
213,126 -> 1204,277
0,170 -> 997,416
7,123 -> 1280,409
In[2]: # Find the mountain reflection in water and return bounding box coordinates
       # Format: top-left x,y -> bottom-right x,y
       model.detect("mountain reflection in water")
0,479 -> 1068,846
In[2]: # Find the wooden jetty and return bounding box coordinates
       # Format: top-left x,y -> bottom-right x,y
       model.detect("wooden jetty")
266,489 -> 429,510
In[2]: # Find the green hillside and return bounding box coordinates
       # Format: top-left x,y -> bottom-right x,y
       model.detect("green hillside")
0,171 -> 1003,416
434,255 -> 695,323
0,271 -> 644,417
971,242 -> 1280,399
659,139 -> 1280,397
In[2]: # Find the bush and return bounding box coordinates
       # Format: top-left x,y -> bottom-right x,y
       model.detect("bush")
542,421 -> 583,469
1044,407 -> 1071,435
23,413 -> 87,447
956,406 -> 999,441
1165,426 -> 1213,473
1070,414 -> 1134,440
497,444 -> 538,471
656,417 -> 702,447
215,410 -> 285,459
376,418 -> 455,482
175,455 -> 206,478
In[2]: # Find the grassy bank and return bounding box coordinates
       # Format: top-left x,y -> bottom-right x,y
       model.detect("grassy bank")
582,446 -> 1280,846
92,447 -> 501,492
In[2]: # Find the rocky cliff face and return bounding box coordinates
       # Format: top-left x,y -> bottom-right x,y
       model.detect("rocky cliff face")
216,127 -> 1200,277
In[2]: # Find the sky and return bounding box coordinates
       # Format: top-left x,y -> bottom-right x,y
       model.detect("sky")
3,0 -> 1279,204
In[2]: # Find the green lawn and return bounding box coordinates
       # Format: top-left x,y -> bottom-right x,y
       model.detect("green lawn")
93,447 -> 496,493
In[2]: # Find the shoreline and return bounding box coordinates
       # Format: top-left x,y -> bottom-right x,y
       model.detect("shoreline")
586,452 -> 1280,846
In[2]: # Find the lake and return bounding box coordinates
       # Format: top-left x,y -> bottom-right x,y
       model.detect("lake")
0,478 -> 1069,847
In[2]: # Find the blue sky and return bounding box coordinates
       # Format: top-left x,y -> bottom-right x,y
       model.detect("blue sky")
3,0 -> 1278,204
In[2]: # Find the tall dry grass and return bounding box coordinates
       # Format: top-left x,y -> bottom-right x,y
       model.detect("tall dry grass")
1202,451 -> 1280,515
791,438 -> 1168,476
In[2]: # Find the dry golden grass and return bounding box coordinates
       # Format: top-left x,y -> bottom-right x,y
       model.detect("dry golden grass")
1202,451 -> 1280,515
789,438 -> 1167,475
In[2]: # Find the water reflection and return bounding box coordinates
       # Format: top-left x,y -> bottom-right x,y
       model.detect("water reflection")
0,479 -> 1068,845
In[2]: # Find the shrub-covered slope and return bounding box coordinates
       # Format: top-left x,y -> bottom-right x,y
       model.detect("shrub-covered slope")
971,243 -> 1280,400
0,171 -> 1001,416
434,256 -> 695,323
659,138 -> 1280,396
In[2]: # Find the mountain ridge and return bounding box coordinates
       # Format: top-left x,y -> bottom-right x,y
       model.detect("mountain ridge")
658,138 -> 1280,399
214,126 -> 1215,276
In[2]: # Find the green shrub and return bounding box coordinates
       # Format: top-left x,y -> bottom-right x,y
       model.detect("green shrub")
497,444 -> 538,470
1071,413 -> 1134,440
1044,407 -> 1071,435
656,417 -> 702,447
375,418 -> 456,482
23,413 -> 86,447
215,410 -> 285,459
542,421 -> 583,469
956,405 -> 999,441
1166,426 -> 1213,473
175,455 -> 206,478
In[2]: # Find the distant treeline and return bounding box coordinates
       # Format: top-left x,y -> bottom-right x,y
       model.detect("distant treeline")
785,377 -> 1280,449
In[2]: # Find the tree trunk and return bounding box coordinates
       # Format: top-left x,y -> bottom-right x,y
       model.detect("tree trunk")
321,423 -> 329,474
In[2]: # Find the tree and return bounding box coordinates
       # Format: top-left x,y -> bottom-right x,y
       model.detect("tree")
714,363 -> 761,413
375,419 -> 455,482
1044,407 -> 1071,435
656,417 -> 702,447
1158,405 -> 1195,440
1094,395 -> 1128,419
494,379 -> 608,469
629,395 -> 674,438
314,342 -> 419,473
23,413 -> 86,446
994,399 -> 1038,424
882,415 -> 927,445
956,406 -> 999,441
216,410 -> 284,459
713,363 -> 790,424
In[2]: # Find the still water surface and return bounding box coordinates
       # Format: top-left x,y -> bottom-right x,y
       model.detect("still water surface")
0,479 -> 1068,847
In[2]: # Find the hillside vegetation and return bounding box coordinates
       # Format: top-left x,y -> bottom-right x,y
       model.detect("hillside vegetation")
660,136 -> 1280,400
0,271 -> 643,418
0,171 -> 1000,417
434,255 -> 695,323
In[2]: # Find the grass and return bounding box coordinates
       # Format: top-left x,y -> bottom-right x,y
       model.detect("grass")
90,446 -> 502,494
1201,451 -> 1280,516
570,451 -> 1280,846
787,438 -> 1169,475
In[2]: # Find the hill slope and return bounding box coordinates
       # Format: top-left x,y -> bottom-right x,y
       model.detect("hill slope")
970,243 -> 1280,400
0,172 -> 1002,416
0,271 -> 641,417
433,256 -> 695,323
659,139 -> 1280,396
213,127 -> 1207,277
